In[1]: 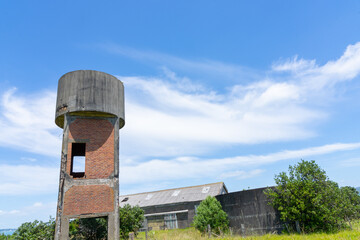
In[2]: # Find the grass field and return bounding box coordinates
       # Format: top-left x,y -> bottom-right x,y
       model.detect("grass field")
136,221 -> 360,240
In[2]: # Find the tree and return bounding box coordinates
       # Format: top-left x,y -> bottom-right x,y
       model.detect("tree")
0,233 -> 15,240
339,186 -> 360,226
69,217 -> 107,240
119,204 -> 144,240
265,160 -> 360,233
192,196 -> 229,234
12,217 -> 55,239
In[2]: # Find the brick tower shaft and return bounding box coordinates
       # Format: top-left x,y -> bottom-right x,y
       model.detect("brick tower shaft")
54,70 -> 125,240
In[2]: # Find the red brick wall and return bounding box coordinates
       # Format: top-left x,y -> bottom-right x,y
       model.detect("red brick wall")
66,118 -> 115,179
63,185 -> 114,216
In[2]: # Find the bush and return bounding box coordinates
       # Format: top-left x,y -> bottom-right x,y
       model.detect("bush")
2,204 -> 145,240
192,196 -> 229,234
265,160 -> 360,233
12,217 -> 55,240
119,204 -> 144,240
339,186 -> 360,224
69,217 -> 107,240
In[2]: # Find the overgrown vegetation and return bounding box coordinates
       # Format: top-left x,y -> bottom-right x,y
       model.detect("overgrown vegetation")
1,204 -> 144,239
3,160 -> 360,239
119,204 -> 145,239
265,159 -> 360,233
69,217 -> 108,240
192,196 -> 229,235
0,218 -> 55,240
136,221 -> 360,240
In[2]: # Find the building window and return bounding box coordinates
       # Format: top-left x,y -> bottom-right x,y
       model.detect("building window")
164,214 -> 178,229
145,194 -> 153,200
202,186 -> 210,193
172,190 -> 181,197
71,143 -> 86,178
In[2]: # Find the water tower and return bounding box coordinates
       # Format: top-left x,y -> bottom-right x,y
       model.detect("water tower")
54,70 -> 125,239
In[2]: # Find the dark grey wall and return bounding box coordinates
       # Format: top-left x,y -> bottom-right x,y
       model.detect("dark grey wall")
140,187 -> 283,235
216,187 -> 283,235
142,201 -> 201,228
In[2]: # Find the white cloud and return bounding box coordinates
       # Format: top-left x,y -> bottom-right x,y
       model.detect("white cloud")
0,88 -> 61,157
0,165 -> 59,195
118,43 -> 360,158
0,201 -> 57,228
101,44 -> 260,82
1,43 -> 360,164
120,74 -> 323,157
9,210 -> 20,214
33,202 -> 43,207
340,157 -> 360,167
273,42 -> 360,89
0,209 -> 20,216
120,142 -> 360,185
219,169 -> 265,180
272,55 -> 317,72
21,157 -> 37,162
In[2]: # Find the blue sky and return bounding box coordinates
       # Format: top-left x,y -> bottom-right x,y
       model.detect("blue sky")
1,0 -> 360,228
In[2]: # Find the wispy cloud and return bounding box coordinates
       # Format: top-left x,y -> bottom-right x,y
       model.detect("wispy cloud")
272,55 -> 317,72
0,165 -> 59,195
2,43 -> 360,161
21,157 -> 37,162
2,141 -> 358,196
0,201 -> 57,228
340,157 -> 360,167
120,74 -> 322,157
117,42 -> 360,158
120,142 -> 360,187
219,169 -> 265,180
273,42 -> 360,89
0,209 -> 19,216
101,43 -> 261,82
119,71 -> 326,156
0,88 -> 61,157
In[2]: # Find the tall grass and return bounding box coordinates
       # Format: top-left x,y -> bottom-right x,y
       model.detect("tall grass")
136,221 -> 360,240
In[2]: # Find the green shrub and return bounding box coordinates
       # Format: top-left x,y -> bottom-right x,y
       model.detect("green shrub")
12,217 -> 55,240
192,196 -> 229,234
119,204 -> 145,239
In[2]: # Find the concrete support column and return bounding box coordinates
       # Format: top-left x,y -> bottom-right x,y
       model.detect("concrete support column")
108,213 -> 116,239
55,114 -> 69,240
59,218 -> 69,239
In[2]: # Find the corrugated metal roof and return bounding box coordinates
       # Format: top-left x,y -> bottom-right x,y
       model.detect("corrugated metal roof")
119,182 -> 227,207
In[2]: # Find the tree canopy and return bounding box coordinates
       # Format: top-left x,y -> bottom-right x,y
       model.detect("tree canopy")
265,160 -> 360,233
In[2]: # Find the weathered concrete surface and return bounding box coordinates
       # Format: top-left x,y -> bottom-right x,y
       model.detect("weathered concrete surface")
216,187 -> 283,235
55,70 -> 125,129
54,70 -> 124,240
